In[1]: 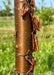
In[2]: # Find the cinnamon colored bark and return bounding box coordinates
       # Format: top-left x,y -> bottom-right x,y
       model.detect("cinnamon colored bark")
14,0 -> 32,75
14,0 -> 40,75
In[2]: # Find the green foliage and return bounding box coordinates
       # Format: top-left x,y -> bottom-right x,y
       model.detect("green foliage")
0,17 -> 14,30
0,20 -> 14,27
0,0 -> 13,16
3,0 -> 11,13
0,25 -> 54,75
0,10 -> 13,16
33,27 -> 54,74
34,7 -> 53,26
0,32 -> 15,75
34,7 -> 40,16
39,8 -> 53,25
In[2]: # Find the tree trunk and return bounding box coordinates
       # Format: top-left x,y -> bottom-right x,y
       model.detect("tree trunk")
14,0 -> 32,75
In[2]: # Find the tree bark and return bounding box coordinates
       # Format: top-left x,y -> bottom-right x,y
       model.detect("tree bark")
14,0 -> 32,75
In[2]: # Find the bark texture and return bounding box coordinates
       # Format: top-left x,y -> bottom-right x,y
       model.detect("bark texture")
14,0 -> 32,75
14,0 -> 41,75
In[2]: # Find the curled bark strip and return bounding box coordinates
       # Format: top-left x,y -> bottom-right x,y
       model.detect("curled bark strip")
26,50 -> 30,55
30,14 -> 41,51
21,0 -> 35,17
32,33 -> 39,51
25,57 -> 36,74
30,0 -> 35,7
30,14 -> 41,31
34,35 -> 39,51
14,69 -> 20,75
21,2 -> 29,17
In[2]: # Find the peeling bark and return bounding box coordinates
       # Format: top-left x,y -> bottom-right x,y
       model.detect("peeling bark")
14,0 -> 41,75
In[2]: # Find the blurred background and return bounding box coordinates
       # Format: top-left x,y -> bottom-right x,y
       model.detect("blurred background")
0,0 -> 54,75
